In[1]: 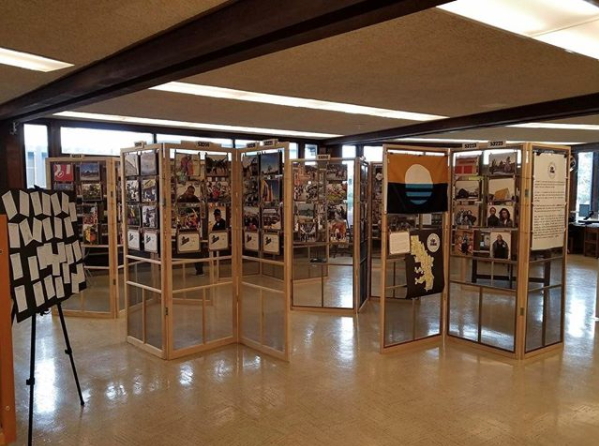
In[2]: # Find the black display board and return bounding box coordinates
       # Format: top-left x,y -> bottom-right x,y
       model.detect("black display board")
1,188 -> 86,322
405,229 -> 444,299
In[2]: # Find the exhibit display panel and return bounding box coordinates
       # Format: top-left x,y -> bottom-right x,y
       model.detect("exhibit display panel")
121,142 -> 238,359
380,145 -> 449,353
368,162 -> 383,300
290,156 -> 367,314
447,143 -> 570,359
46,157 -> 124,318
239,141 -> 291,360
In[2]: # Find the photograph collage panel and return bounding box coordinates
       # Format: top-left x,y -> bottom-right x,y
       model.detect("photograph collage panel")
206,178 -> 230,203
205,154 -> 229,177
326,163 -> 348,181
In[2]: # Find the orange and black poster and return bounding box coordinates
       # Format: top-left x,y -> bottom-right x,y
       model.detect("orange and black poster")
387,153 -> 448,214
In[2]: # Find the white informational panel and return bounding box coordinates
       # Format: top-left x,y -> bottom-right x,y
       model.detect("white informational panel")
531,151 -> 568,251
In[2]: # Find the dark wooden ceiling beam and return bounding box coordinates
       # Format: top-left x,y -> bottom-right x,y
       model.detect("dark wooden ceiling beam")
0,0 -> 451,123
323,91 -> 599,146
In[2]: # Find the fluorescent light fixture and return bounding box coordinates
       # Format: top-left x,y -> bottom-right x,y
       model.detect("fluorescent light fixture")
397,137 -> 582,145
151,82 -> 446,122
511,123 -> 599,131
54,111 -> 340,139
439,0 -> 599,60
0,47 -> 73,72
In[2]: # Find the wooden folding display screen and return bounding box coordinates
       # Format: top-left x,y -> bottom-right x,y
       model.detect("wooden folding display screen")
122,141 -> 291,361
46,157 -> 124,318
290,156 -> 367,314
380,145 -> 449,353
368,162 -> 383,300
0,216 -> 16,445
447,143 -> 570,359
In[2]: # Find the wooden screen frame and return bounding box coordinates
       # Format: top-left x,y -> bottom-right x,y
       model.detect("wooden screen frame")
46,156 -> 123,318
380,144 -> 450,354
0,215 -> 16,445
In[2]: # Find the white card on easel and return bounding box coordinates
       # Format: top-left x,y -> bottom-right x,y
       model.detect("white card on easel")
42,193 -> 51,216
66,244 -> 74,265
15,285 -> 27,312
10,253 -> 23,280
69,202 -> 77,221
73,241 -> 82,262
42,218 -> 53,240
64,216 -> 74,238
61,193 -> 69,214
8,223 -> 20,248
51,193 -> 61,215
31,191 -> 42,216
32,218 -> 42,243
2,191 -> 17,220
44,275 -> 56,299
19,220 -> 33,246
33,281 -> 45,306
55,277 -> 65,299
28,256 -> 40,281
72,280 -> 79,294
62,263 -> 71,284
54,217 -> 63,239
19,191 -> 30,217
57,242 -> 66,262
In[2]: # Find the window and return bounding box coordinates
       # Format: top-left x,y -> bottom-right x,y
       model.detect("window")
363,146 -> 383,163
24,124 -> 48,188
305,144 -> 318,159
61,127 -> 153,156
342,145 -> 356,159
576,152 -> 593,215
235,139 -> 257,149
289,143 -> 298,160
156,134 -> 233,148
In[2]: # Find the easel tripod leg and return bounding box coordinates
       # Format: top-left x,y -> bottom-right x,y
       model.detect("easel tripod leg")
57,304 -> 85,406
26,314 -> 36,446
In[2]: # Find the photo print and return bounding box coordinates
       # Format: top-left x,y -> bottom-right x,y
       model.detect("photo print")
260,152 -> 282,176
82,203 -> 100,225
294,183 -> 319,202
243,178 -> 260,205
388,214 -> 417,232
487,205 -> 514,228
206,179 -> 230,202
263,207 -> 282,230
329,220 -> 348,243
326,163 -> 348,181
244,231 -> 260,251
124,152 -> 139,177
327,203 -> 347,222
243,206 -> 260,230
263,232 -> 280,255
479,230 -> 491,251
53,164 -> 74,182
127,205 -> 141,226
176,205 -> 201,230
453,229 -> 474,256
242,155 -> 259,178
296,202 -> 316,221
175,152 -> 198,179
127,228 -> 141,251
454,180 -> 480,200
295,164 -> 318,182
208,204 -> 227,232
143,230 -> 159,254
326,183 -> 347,203
454,204 -> 479,227
177,230 -> 201,254
80,162 -> 101,181
141,178 -> 158,202
83,224 -> 99,245
140,150 -> 158,176
53,182 -> 74,191
208,231 -> 229,251
205,154 -> 229,176
81,183 -> 102,201
488,178 -> 515,203
176,180 -> 202,203
298,221 -> 318,243
454,155 -> 479,176
141,205 -> 158,228
261,178 -> 281,203
490,231 -> 511,259
126,180 -> 139,202
489,151 -> 517,175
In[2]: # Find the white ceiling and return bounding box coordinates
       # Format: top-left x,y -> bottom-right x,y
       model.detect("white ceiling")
1,3 -> 598,144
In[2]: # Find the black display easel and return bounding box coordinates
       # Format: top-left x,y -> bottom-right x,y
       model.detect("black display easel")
13,302 -> 85,446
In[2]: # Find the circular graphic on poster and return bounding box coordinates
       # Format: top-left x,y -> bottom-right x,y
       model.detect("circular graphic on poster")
427,232 -> 441,253
405,164 -> 433,205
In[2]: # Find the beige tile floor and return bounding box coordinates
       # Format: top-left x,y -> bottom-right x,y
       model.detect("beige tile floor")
10,255 -> 599,445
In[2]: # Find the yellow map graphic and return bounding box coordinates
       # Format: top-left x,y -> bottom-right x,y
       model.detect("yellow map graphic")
411,235 -> 434,291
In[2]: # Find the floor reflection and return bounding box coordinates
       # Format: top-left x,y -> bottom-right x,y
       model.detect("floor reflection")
9,255 -> 599,445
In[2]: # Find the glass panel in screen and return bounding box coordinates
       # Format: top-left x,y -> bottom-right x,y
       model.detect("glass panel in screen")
144,289 -> 163,349
263,289 -> 286,352
80,270 -> 111,312
526,286 -> 564,352
449,283 -> 480,342
480,289 -> 516,351
127,284 -> 144,341
241,283 -> 261,344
